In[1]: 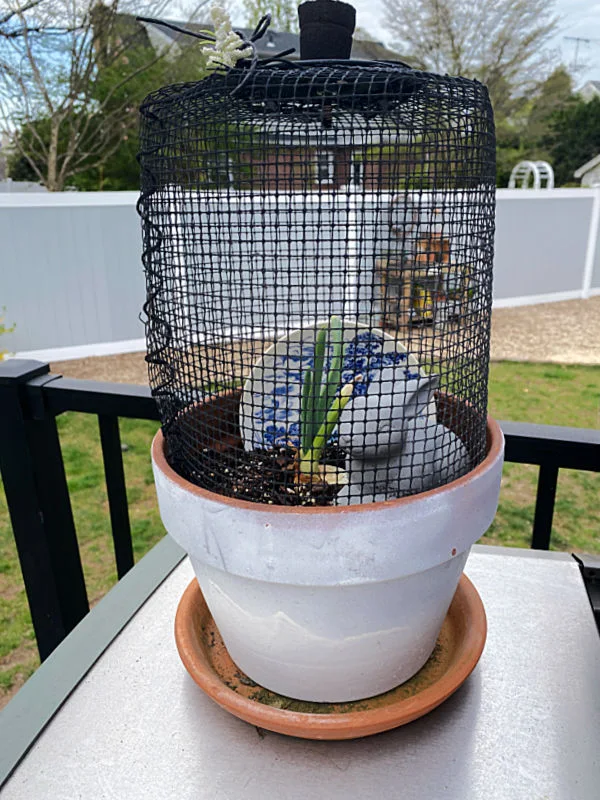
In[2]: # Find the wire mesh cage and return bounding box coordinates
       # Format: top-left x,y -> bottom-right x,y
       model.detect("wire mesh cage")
138,19 -> 495,508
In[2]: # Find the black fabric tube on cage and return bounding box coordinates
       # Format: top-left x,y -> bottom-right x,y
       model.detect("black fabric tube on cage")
138,49 -> 495,508
298,0 -> 356,60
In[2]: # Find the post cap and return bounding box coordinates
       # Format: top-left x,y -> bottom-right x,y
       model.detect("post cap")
0,359 -> 50,386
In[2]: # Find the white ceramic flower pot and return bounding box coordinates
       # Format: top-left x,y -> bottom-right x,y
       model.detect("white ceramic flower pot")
152,404 -> 503,703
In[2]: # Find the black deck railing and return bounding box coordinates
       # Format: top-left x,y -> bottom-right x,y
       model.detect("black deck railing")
1,358 -> 599,661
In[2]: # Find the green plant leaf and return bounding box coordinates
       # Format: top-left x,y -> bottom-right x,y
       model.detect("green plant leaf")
300,367 -> 312,454
300,381 -> 355,475
320,315 -> 343,419
307,323 -> 328,447
299,316 -> 351,471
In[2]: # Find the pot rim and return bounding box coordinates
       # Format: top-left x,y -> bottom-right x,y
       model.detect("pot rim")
152,415 -> 503,516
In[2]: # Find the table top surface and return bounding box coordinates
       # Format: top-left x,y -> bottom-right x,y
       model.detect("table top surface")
2,544 -> 599,800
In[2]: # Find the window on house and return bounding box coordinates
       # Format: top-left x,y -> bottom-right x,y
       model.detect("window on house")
351,157 -> 364,187
205,154 -> 234,187
315,150 -> 335,184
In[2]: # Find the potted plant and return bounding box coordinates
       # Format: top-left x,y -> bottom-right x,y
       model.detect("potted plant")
141,1 -> 501,714
152,315 -> 504,703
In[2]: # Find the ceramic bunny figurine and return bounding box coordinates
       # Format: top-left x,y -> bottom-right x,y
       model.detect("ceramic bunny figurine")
336,370 -> 469,505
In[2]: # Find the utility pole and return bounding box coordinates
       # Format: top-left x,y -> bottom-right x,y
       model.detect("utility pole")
564,36 -> 600,70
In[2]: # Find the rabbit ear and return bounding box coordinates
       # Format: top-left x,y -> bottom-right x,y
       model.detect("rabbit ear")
403,375 -> 439,418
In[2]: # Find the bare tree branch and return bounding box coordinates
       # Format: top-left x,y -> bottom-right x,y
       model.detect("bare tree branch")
0,0 -> 43,29
0,0 -> 198,189
381,0 -> 559,108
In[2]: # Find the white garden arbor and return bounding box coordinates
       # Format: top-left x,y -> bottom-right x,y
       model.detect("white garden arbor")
509,161 -> 554,189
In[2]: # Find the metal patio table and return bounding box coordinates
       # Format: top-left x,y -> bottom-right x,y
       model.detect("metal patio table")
1,542 -> 599,799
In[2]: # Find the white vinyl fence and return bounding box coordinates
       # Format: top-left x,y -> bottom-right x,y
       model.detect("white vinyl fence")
1,188 -> 599,360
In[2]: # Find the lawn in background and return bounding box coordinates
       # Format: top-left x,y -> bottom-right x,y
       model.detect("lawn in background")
484,363 -> 600,551
1,361 -> 599,706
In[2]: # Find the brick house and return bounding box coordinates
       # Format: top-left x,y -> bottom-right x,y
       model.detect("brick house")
137,18 -> 412,192
231,143 -> 412,192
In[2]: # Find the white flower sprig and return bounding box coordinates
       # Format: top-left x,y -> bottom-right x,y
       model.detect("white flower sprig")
203,6 -> 253,73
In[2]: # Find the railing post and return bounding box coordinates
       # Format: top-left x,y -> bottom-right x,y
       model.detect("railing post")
98,414 -> 135,578
0,359 -> 89,660
531,463 -> 559,550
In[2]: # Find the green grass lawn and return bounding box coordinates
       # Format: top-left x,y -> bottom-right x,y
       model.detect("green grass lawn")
484,363 -> 600,552
1,361 -> 599,706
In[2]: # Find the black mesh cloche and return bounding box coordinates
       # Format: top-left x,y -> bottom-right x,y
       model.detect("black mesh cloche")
138,55 -> 496,507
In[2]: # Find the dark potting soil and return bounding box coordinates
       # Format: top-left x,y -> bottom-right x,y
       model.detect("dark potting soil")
170,444 -> 346,506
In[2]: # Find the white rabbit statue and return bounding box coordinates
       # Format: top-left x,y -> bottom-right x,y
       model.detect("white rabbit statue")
336,369 -> 469,505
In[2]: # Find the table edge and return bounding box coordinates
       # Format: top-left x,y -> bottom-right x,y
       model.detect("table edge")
0,535 -> 185,789
472,543 -> 573,561
0,542 -> 579,789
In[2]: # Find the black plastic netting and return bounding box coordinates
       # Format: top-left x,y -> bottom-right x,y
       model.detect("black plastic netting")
138,58 -> 495,507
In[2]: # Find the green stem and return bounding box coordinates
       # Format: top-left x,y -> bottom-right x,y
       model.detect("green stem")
300,381 -> 355,475
307,323 -> 328,448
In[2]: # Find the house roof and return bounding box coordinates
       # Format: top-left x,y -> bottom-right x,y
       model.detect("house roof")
574,153 -> 600,178
579,80 -> 600,97
141,19 -> 409,64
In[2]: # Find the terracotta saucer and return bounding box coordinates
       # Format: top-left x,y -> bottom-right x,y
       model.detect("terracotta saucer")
175,574 -> 486,740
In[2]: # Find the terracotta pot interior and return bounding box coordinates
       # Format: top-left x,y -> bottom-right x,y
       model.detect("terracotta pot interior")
165,388 -> 487,469
165,389 -> 243,463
